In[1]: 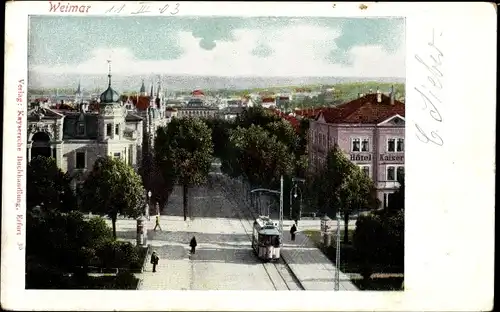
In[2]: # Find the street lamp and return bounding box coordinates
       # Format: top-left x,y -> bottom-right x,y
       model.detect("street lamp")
146,190 -> 152,220
289,177 -> 305,221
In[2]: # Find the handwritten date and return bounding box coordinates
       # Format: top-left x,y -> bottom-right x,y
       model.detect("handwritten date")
106,2 -> 180,15
414,29 -> 444,147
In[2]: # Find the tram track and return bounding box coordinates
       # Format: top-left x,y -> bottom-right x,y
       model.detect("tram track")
217,176 -> 303,291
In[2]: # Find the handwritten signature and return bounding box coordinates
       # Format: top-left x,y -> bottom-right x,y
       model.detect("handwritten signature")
105,2 -> 180,15
414,29 -> 444,147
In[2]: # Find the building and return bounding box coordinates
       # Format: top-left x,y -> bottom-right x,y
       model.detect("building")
26,62 -> 144,189
308,88 -> 405,209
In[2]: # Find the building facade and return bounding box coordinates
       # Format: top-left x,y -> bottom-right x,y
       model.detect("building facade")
27,63 -> 144,189
308,89 -> 405,209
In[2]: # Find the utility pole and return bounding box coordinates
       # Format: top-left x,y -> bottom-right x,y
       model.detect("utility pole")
279,175 -> 284,240
335,211 -> 341,291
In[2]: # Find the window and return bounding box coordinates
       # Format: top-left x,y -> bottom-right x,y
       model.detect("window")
397,166 -> 405,180
361,139 -> 370,152
387,165 -> 404,181
115,124 -> 120,135
397,138 -> 405,152
106,124 -> 112,137
387,138 -> 396,152
114,152 -> 121,159
76,152 -> 86,169
387,166 -> 396,181
352,138 -> 361,152
77,122 -> 85,135
360,165 -> 370,177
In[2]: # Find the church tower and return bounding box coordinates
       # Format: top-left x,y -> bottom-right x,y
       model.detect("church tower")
140,79 -> 147,96
97,59 -> 125,144
74,80 -> 82,104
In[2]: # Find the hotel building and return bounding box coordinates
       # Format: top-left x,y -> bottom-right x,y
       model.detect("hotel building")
308,88 -> 405,209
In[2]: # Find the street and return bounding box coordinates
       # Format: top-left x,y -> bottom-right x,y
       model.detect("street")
120,178 -> 300,290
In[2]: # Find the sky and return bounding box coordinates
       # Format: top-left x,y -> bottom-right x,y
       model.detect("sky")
29,16 -> 405,78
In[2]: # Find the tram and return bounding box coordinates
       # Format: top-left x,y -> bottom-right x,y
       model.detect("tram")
251,216 -> 281,261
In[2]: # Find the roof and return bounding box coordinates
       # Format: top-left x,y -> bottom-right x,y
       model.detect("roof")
130,95 -> 151,111
294,107 -> 325,119
267,108 -> 301,132
319,93 -> 405,124
125,113 -> 143,122
262,97 -> 275,103
100,85 -> 120,103
258,228 -> 281,236
192,89 -> 204,96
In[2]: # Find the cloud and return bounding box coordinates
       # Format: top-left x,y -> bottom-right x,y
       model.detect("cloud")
31,24 -> 405,78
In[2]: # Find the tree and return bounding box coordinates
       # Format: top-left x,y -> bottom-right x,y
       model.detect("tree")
27,155 -> 76,212
80,157 -> 144,239
154,117 -> 214,221
388,173 -> 405,212
308,146 -> 379,243
227,125 -> 295,188
339,167 -> 380,243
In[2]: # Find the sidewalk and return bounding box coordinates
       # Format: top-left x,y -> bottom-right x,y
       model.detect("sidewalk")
224,176 -> 358,291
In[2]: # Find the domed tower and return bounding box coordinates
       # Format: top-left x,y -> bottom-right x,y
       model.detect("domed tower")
97,59 -> 126,142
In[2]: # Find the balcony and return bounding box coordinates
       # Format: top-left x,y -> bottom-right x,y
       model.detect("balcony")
376,180 -> 401,189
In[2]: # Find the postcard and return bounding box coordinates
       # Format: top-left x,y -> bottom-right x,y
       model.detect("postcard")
2,1 -> 496,311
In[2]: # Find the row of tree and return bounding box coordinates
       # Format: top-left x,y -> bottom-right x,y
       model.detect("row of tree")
27,155 -> 145,239
26,156 -> 147,288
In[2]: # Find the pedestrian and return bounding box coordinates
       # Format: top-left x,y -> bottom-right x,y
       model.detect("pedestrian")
190,236 -> 197,254
154,214 -> 162,231
290,223 -> 297,241
150,251 -> 159,272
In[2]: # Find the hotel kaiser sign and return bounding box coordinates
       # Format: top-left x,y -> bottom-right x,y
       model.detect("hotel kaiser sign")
349,153 -> 372,162
348,153 -> 404,163
379,153 -> 404,163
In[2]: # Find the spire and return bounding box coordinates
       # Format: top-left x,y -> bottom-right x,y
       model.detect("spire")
76,80 -> 81,94
107,59 -> 112,87
140,79 -> 146,94
150,82 -> 154,98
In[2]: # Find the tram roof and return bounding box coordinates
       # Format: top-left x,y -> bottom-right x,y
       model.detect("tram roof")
258,228 -> 280,236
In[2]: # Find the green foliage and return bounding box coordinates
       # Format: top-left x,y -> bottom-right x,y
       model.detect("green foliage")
26,210 -> 145,289
155,117 -> 214,187
27,211 -> 111,272
388,173 -> 405,212
27,155 -> 76,212
155,117 -> 214,220
80,156 -> 145,238
203,118 -> 236,159
307,146 -> 379,237
234,106 -> 281,128
226,125 -> 295,188
95,240 -> 140,269
353,210 -> 404,275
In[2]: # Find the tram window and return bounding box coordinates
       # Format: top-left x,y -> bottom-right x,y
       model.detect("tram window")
258,235 -> 271,245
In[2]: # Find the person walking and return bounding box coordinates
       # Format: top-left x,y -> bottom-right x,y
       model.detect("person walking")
290,223 -> 297,241
150,251 -> 159,273
154,214 -> 162,231
190,236 -> 197,254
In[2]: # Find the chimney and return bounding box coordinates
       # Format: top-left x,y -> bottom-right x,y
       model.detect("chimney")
390,85 -> 395,105
376,87 -> 382,103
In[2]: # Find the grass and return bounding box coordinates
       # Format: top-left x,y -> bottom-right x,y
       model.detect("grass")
302,229 -> 404,291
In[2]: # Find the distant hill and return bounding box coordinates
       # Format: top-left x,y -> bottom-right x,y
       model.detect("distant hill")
28,71 -> 405,93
